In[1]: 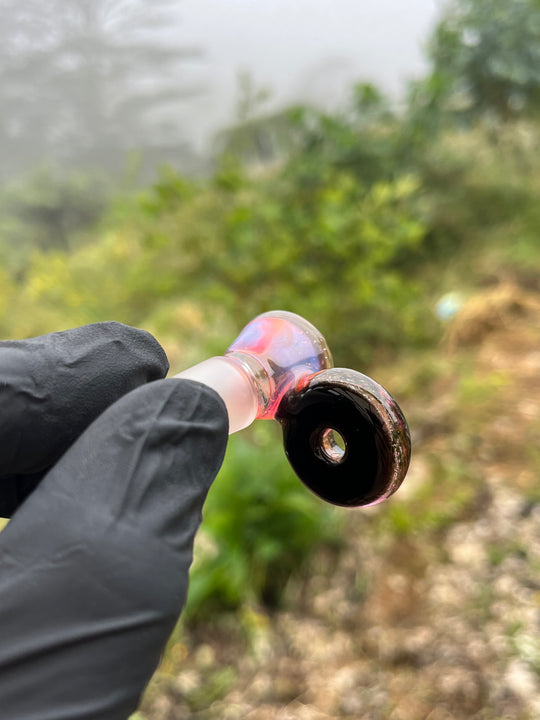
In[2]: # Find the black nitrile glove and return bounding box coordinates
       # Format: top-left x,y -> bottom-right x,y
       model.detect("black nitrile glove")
0,322 -> 229,719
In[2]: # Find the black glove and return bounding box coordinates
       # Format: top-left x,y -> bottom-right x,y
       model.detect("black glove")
0,322 -> 229,719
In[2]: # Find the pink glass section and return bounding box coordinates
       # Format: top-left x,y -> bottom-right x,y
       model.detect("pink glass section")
226,311 -> 333,419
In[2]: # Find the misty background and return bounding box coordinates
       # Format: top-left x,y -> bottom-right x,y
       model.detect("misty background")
0,0 -> 441,180
176,0 -> 440,148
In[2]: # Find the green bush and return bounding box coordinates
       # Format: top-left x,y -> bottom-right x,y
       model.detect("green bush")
0,163 -> 432,366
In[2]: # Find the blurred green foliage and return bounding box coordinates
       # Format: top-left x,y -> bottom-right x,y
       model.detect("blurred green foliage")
2,0 -> 540,619
427,0 -> 540,123
0,144 -> 432,367
0,168 -> 111,273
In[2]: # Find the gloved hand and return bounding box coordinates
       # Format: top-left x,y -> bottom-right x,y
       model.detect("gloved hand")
0,322 -> 229,719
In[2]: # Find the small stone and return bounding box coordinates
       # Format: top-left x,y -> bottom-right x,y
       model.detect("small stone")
194,643 -> 216,669
504,659 -> 538,700
174,669 -> 201,694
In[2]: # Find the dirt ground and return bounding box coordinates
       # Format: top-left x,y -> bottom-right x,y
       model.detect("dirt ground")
140,284 -> 540,720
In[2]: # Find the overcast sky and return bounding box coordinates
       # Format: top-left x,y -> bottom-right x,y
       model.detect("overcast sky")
176,0 -> 443,148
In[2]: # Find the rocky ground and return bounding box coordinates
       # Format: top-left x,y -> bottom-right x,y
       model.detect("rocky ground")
139,283 -> 540,720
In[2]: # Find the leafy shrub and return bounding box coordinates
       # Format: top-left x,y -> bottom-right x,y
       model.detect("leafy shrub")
0,163 -> 432,367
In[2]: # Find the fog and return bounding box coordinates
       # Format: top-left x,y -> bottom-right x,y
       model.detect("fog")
0,0 -> 442,177
177,0 -> 441,148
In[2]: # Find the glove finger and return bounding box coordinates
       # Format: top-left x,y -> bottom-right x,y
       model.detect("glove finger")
0,321 -> 169,485
0,379 -> 228,720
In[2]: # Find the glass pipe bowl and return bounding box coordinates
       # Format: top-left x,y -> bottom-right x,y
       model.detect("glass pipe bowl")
175,310 -> 411,507
225,310 -> 333,419
174,311 -> 333,433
